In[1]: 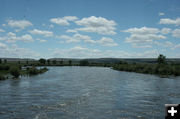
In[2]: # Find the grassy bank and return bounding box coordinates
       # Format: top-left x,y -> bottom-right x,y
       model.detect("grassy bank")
113,63 -> 180,77
112,55 -> 180,77
0,64 -> 48,80
1,54 -> 180,79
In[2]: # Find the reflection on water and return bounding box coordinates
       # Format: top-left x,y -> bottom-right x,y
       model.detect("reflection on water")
0,66 -> 180,119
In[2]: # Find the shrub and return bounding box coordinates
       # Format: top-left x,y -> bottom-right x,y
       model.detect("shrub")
80,60 -> 89,66
28,67 -> 39,75
39,58 -> 46,64
10,67 -> 20,78
0,75 -> 6,80
27,67 -> 48,75
0,65 -> 10,70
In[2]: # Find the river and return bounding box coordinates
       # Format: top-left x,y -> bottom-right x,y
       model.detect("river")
0,66 -> 180,119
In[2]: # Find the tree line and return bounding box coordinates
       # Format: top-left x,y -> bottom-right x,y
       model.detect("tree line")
1,54 -> 180,80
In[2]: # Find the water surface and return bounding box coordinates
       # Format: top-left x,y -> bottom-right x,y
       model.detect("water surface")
0,66 -> 180,119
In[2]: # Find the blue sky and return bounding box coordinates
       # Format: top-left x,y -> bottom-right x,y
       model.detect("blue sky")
0,0 -> 180,59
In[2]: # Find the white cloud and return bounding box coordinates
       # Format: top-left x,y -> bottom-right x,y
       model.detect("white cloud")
0,42 -> 7,48
74,16 -> 117,35
159,12 -> 165,16
52,46 -> 100,58
164,41 -> 173,47
20,34 -> 34,42
154,41 -> 180,50
50,16 -> 78,26
0,37 -> 5,41
29,29 -> 53,37
161,28 -> 171,34
49,24 -> 54,28
37,39 -> 47,43
7,19 -> 32,30
58,34 -> 117,46
123,27 -> 159,34
159,18 -> 180,26
132,44 -> 152,48
0,28 -> 5,32
2,24 -> 6,27
1,32 -> 34,43
123,27 -> 166,48
97,37 -> 118,47
155,41 -> 174,48
51,46 -> 159,58
66,29 -> 78,33
58,33 -> 92,43
0,44 -> 39,58
172,28 -> 180,38
173,44 -> 180,49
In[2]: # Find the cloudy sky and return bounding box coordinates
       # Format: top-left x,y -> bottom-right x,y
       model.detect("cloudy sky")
0,0 -> 180,59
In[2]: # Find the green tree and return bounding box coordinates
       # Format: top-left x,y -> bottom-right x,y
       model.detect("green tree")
47,59 -> 50,65
39,58 -> 46,64
69,60 -> 72,66
26,60 -> 29,64
0,59 -> 2,64
18,61 -> 21,64
0,74 -> 5,80
4,59 -> 7,64
10,67 -> 20,78
52,60 -> 56,65
80,60 -> 89,66
157,54 -> 166,64
60,60 -> 63,65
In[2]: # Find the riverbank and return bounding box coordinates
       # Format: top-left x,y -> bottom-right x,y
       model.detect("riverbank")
0,64 -> 48,80
1,54 -> 180,79
112,63 -> 180,77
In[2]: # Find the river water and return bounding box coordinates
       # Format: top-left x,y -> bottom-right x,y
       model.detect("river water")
0,66 -> 180,119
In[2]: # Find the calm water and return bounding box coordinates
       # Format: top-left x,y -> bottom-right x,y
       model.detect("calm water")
0,66 -> 180,119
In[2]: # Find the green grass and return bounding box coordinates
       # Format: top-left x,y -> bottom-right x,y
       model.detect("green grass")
113,63 -> 180,77
0,63 -> 48,79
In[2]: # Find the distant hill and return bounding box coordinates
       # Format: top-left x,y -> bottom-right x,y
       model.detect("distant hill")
0,58 -> 35,61
49,58 -> 180,64
1,57 -> 180,64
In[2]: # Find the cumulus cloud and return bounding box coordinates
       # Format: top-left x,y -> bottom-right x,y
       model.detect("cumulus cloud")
7,19 -> 33,30
49,24 -> 54,28
50,16 -> 78,26
159,18 -> 180,26
37,38 -> 47,43
132,44 -> 152,48
58,33 -> 117,46
173,44 -> 180,49
66,29 -> 78,33
58,33 -> 92,43
172,28 -> 180,38
123,27 -> 166,48
123,27 -> 159,34
0,44 -> 39,58
0,28 -> 5,32
97,37 -> 118,47
29,29 -> 53,37
0,42 -> 7,48
154,41 -> 180,50
161,28 -> 171,34
159,12 -> 165,16
51,46 -> 159,58
164,41 -> 174,47
154,41 -> 174,48
73,16 -> 117,35
2,24 -> 6,27
0,32 -> 34,43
